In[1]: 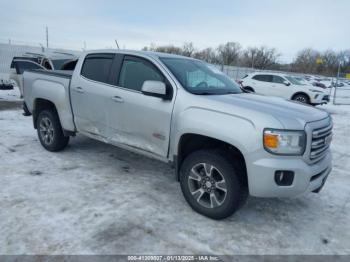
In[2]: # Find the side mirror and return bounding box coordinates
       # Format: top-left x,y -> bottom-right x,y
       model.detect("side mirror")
283,80 -> 291,86
141,80 -> 167,99
241,86 -> 254,93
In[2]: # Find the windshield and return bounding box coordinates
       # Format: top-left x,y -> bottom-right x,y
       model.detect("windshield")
160,57 -> 242,95
285,76 -> 303,85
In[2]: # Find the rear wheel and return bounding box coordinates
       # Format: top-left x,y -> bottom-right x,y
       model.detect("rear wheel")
292,94 -> 310,104
180,150 -> 248,220
37,110 -> 69,152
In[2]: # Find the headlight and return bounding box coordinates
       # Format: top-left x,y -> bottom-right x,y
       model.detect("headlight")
263,129 -> 306,155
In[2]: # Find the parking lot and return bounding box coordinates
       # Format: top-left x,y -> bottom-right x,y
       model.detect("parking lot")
1,88 -> 350,255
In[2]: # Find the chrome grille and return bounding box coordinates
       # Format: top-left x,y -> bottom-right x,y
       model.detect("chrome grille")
310,123 -> 332,161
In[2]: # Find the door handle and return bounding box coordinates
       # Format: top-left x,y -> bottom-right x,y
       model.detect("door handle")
112,96 -> 124,103
74,87 -> 85,93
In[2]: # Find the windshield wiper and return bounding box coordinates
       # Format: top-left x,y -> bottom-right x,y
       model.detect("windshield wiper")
193,91 -> 239,95
193,91 -> 215,95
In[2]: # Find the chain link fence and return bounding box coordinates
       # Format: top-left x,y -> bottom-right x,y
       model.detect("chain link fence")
333,86 -> 350,105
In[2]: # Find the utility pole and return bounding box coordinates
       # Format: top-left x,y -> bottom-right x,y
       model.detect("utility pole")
46,26 -> 49,48
333,60 -> 341,105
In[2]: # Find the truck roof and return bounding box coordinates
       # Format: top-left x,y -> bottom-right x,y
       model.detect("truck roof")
84,49 -> 195,60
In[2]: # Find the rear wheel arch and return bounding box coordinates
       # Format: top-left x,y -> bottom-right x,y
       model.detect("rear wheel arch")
33,98 -> 58,129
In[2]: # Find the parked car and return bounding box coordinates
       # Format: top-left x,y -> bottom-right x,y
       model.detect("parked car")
0,79 -> 14,90
334,82 -> 345,88
312,81 -> 327,89
22,50 -> 333,219
240,72 -> 329,105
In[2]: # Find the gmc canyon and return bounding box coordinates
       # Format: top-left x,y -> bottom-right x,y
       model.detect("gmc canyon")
22,50 -> 333,219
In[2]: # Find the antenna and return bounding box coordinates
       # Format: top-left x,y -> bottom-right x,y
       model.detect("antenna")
115,40 -> 120,49
46,26 -> 49,48
38,44 -> 45,53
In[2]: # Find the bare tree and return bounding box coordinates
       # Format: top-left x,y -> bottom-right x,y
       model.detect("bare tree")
292,48 -> 321,74
217,42 -> 241,66
242,46 -> 280,69
142,42 -> 195,57
142,43 -> 349,76
193,47 -> 219,63
182,42 -> 195,57
241,47 -> 259,68
337,50 -> 350,74
149,44 -> 183,55
320,50 -> 339,75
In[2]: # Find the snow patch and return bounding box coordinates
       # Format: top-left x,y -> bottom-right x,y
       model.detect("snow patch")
0,106 -> 349,255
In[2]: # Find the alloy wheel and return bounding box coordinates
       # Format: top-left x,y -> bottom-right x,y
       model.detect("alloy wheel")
39,117 -> 54,145
187,163 -> 227,208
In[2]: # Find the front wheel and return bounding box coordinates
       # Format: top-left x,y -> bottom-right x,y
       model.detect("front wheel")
180,150 -> 248,220
292,94 -> 310,104
37,110 -> 69,152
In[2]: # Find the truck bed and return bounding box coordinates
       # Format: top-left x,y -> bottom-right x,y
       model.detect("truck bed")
29,69 -> 74,79
23,69 -> 76,132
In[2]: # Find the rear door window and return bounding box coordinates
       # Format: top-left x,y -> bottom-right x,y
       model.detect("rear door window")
252,74 -> 272,82
81,54 -> 115,84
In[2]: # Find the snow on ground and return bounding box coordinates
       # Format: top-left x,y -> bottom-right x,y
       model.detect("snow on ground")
0,102 -> 350,255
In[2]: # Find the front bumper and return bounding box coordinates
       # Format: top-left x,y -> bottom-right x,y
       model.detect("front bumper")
323,95 -> 330,102
311,93 -> 329,104
247,151 -> 332,198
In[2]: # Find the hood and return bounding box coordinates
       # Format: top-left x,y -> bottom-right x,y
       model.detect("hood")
306,85 -> 327,93
203,93 -> 329,129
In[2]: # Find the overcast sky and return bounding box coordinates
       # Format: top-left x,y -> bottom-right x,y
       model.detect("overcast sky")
0,0 -> 349,63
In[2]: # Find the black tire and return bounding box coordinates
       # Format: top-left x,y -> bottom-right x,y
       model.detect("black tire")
180,150 -> 248,220
36,110 -> 69,152
292,93 -> 310,104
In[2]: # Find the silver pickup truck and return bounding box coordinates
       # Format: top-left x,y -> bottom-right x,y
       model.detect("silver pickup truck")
23,50 -> 333,219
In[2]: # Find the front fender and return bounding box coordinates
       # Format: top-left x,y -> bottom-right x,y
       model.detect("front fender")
172,107 -> 261,157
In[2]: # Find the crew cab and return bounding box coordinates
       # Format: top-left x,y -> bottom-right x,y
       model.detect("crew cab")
240,72 -> 330,105
23,50 -> 333,219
